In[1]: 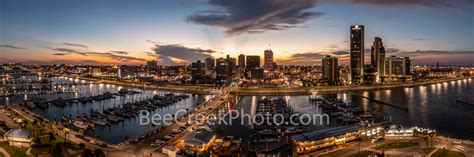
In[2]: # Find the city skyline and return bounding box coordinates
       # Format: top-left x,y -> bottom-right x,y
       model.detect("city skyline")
1,0 -> 473,65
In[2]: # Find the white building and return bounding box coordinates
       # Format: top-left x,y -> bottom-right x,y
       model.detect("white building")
3,129 -> 33,147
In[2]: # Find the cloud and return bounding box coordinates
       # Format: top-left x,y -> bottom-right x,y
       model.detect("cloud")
151,43 -> 216,63
86,52 -> 146,62
186,0 -> 323,35
22,59 -> 102,65
63,42 -> 88,48
385,48 -> 400,53
110,51 -> 129,55
345,0 -> 455,8
332,51 -> 349,55
50,48 -> 87,55
403,50 -> 473,56
144,52 -> 158,57
0,44 -> 27,50
402,50 -> 474,65
412,38 -> 429,41
49,47 -> 145,62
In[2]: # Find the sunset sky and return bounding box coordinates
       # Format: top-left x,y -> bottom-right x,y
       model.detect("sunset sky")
1,0 -> 473,65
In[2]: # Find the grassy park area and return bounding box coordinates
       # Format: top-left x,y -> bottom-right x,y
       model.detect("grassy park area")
431,149 -> 466,157
348,150 -> 377,157
375,141 -> 419,150
0,142 -> 27,157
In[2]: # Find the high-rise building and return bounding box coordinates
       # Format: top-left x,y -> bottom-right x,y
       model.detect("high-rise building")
205,57 -> 215,70
191,60 -> 206,80
370,37 -> 385,83
146,60 -> 157,72
322,55 -> 339,85
215,58 -> 234,83
238,54 -> 246,69
405,57 -> 411,76
385,56 -> 411,81
246,55 -> 260,70
264,49 -> 274,70
350,25 -> 364,85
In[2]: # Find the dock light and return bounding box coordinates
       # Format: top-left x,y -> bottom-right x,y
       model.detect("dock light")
335,137 -> 346,142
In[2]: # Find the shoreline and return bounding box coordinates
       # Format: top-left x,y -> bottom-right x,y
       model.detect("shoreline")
232,77 -> 472,96
64,75 -> 215,94
62,75 -> 471,96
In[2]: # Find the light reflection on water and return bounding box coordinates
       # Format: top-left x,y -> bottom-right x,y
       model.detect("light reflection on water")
230,78 -> 474,143
0,76 -> 213,144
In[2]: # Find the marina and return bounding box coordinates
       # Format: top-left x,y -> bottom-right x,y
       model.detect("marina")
0,76 -> 213,144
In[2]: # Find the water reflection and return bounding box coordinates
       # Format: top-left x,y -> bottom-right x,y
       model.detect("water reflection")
0,76 -> 213,144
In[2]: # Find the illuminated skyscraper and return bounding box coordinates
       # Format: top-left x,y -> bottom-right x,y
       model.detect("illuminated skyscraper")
350,25 -> 364,84
322,55 -> 339,85
238,54 -> 245,69
370,37 -> 385,83
264,49 -> 274,70
205,57 -> 215,70
246,55 -> 260,70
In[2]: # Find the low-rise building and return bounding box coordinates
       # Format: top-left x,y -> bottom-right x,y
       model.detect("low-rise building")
291,125 -> 362,154
3,128 -> 33,147
182,128 -> 216,155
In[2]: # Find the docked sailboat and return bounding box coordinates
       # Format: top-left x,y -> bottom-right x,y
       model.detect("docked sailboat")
74,120 -> 88,130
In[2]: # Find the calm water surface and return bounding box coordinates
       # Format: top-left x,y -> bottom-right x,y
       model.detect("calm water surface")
0,77 -> 213,144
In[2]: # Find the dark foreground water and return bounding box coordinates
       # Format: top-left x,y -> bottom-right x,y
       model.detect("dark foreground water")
218,78 -> 473,155
0,77 -> 213,144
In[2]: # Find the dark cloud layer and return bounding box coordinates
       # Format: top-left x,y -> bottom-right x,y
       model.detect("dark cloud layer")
63,42 -> 88,48
346,0 -> 454,8
23,59 -> 101,65
404,50 -> 473,56
151,44 -> 216,64
50,48 -> 87,55
50,48 -> 145,62
110,51 -> 129,55
186,0 -> 323,35
0,44 -> 27,50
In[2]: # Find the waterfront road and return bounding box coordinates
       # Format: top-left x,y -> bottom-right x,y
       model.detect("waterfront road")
118,87 -> 232,155
7,105 -> 121,151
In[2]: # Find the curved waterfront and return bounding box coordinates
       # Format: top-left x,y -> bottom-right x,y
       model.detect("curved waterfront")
0,76 -> 213,144
221,78 -> 473,155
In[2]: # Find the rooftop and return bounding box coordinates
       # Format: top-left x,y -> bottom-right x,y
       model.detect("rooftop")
4,128 -> 33,139
291,125 -> 362,142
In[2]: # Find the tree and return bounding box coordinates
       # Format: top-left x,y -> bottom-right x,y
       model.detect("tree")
94,149 -> 106,157
52,143 -> 63,157
32,137 -> 42,147
49,132 -> 56,151
79,143 -> 86,152
82,148 -> 93,157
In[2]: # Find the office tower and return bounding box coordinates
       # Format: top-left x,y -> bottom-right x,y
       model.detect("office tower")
205,57 -> 215,70
385,56 -> 410,81
370,37 -> 385,83
363,64 -> 377,84
246,55 -> 260,70
238,54 -> 246,69
264,49 -> 274,70
322,55 -> 339,85
117,66 -> 122,78
405,57 -> 411,76
146,60 -> 157,72
216,58 -> 233,83
191,60 -> 206,81
350,25 -> 364,84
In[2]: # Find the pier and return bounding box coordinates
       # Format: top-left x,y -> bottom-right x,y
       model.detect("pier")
456,99 -> 474,106
349,91 -> 409,111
